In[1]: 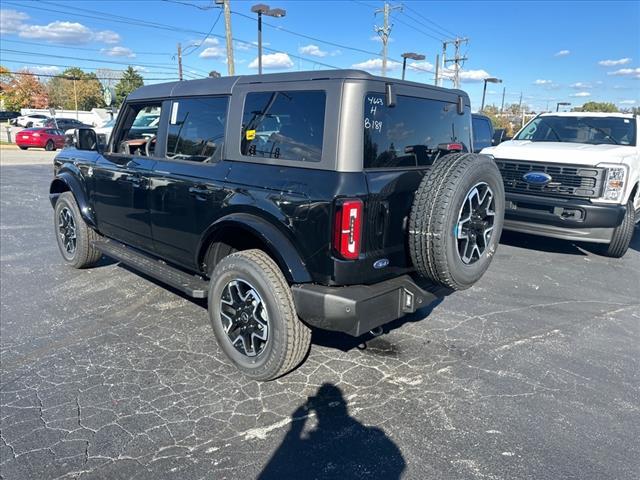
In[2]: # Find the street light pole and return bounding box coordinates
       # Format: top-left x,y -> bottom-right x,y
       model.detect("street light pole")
251,4 -> 286,75
481,77 -> 502,112
556,102 -> 571,112
401,52 -> 425,80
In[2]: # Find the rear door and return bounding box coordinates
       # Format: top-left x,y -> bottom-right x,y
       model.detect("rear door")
362,89 -> 472,267
147,96 -> 230,270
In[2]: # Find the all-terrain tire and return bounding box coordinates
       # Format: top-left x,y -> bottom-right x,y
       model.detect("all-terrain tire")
207,249 -> 311,381
601,198 -> 635,258
409,152 -> 505,290
54,192 -> 102,268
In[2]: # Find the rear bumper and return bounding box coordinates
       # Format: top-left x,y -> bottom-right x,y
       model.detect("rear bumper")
291,275 -> 441,337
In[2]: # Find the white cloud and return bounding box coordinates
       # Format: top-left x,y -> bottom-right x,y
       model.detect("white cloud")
203,38 -> 220,46
570,91 -> 591,97
555,49 -> 570,57
438,66 -> 492,83
133,65 -> 149,73
598,58 -> 631,67
234,40 -> 252,51
299,44 -> 328,58
94,30 -> 120,44
248,52 -> 294,70
200,46 -> 225,59
619,100 -> 637,105
18,20 -> 120,45
408,61 -> 434,73
102,46 -> 135,58
607,67 -> 640,78
533,79 -> 552,85
0,9 -> 29,34
570,82 -> 592,89
25,65 -> 60,75
352,58 -> 401,72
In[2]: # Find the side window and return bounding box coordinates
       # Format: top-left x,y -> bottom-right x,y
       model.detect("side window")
166,96 -> 228,162
472,117 -> 492,150
113,103 -> 162,157
241,90 -> 325,163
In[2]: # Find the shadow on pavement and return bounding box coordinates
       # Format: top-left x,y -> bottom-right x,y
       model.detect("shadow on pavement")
499,230 -> 587,255
258,383 -> 405,480
629,224 -> 640,253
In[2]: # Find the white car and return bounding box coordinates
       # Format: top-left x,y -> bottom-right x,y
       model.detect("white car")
93,118 -> 116,144
482,112 -> 639,257
14,114 -> 49,128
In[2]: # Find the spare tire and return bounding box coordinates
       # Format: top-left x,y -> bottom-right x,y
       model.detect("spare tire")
409,152 -> 505,290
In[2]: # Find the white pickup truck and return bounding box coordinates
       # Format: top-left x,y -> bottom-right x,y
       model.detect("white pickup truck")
482,112 -> 639,257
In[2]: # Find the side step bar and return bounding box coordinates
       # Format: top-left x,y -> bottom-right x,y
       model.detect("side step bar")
92,239 -> 209,298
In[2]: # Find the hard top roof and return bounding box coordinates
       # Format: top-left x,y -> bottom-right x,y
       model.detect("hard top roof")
540,111 -> 636,118
126,69 -> 467,101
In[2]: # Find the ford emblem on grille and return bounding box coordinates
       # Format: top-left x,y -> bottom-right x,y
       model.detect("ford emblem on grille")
523,171 -> 552,185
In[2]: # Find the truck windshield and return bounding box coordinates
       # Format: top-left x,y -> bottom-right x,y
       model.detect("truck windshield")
363,93 -> 471,168
515,115 -> 636,146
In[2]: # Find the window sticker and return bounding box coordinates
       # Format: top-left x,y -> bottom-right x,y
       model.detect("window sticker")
245,129 -> 256,141
170,102 -> 179,125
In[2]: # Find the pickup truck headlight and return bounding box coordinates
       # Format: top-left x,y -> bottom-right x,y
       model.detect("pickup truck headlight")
597,163 -> 628,203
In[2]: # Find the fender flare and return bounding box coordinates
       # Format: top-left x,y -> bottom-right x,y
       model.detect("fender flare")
198,212 -> 312,284
49,172 -> 96,228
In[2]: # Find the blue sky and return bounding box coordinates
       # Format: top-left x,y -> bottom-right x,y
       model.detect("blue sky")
1,0 -> 638,111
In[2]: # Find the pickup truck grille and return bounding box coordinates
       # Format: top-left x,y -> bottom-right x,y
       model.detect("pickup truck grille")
495,159 -> 605,199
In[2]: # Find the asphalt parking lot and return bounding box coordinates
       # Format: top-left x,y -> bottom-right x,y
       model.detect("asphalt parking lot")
1,152 -> 639,480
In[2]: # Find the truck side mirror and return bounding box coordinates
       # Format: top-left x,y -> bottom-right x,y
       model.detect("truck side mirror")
492,129 -> 505,146
73,128 -> 99,151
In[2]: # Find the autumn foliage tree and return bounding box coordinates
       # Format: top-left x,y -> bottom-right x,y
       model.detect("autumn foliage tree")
0,67 -> 49,111
48,67 -> 105,111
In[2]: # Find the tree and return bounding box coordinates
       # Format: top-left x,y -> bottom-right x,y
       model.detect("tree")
48,67 -> 104,111
114,67 -> 144,107
2,69 -> 48,111
573,102 -> 619,113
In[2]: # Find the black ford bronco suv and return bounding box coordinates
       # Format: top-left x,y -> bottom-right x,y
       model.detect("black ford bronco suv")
51,70 -> 505,380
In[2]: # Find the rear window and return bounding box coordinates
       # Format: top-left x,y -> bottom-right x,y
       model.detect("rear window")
241,90 -> 325,163
364,93 -> 471,169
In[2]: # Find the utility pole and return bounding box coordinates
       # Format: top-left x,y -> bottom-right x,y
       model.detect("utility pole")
500,86 -> 506,113
519,91 -> 525,127
434,54 -> 439,86
439,41 -> 447,87
177,43 -> 183,81
375,2 -> 402,77
443,37 -> 468,89
223,0 -> 235,75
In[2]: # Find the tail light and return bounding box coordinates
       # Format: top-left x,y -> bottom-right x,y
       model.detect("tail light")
333,198 -> 363,260
437,142 -> 463,151
32,133 -> 40,137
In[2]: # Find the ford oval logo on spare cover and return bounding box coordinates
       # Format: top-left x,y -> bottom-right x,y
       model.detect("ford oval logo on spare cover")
373,258 -> 389,269
523,171 -> 552,185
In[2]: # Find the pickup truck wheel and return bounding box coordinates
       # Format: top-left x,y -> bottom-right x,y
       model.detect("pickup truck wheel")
409,153 -> 505,290
208,249 -> 311,381
54,192 -> 102,268
601,198 -> 635,258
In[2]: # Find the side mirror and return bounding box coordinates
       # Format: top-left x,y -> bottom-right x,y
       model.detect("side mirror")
492,129 -> 505,145
72,128 -> 99,151
457,95 -> 465,115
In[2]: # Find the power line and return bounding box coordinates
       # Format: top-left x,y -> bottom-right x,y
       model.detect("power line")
182,8 -> 223,56
0,39 -> 174,57
402,2 -> 461,39
7,0 -> 343,71
392,13 -> 444,43
0,58 -> 183,77
3,69 -> 180,82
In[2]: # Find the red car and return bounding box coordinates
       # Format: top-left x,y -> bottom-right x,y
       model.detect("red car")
16,128 -> 66,151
